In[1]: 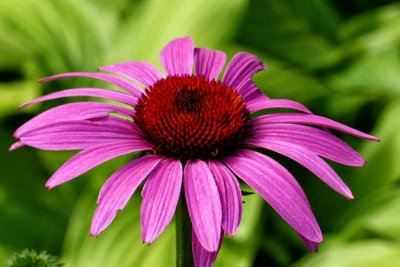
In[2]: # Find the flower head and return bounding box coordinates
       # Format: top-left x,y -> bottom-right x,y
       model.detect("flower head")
11,37 -> 379,266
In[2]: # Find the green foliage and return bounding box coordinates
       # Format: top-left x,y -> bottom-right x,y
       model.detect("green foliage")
1,0 -> 400,266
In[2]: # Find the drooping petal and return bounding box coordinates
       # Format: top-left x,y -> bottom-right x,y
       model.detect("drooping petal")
223,150 -> 322,242
194,48 -> 226,81
222,52 -> 266,95
39,72 -> 143,97
246,139 -> 354,199
45,141 -> 152,189
253,113 -> 379,141
141,159 -> 183,243
208,160 -> 242,236
252,123 -> 365,166
247,99 -> 312,114
160,37 -> 194,76
19,88 -> 137,108
19,120 -> 142,151
15,102 -> 134,138
99,61 -> 163,88
298,233 -> 320,252
184,160 -> 222,252
192,230 -> 223,267
90,155 -> 162,236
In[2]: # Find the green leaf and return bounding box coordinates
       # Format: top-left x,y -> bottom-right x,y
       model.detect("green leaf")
345,102 -> 400,195
293,240 -> 400,267
236,0 -> 343,70
104,0 -> 246,64
339,188 -> 400,241
0,122 -> 74,255
0,0 -> 117,76
0,80 -> 39,117
253,58 -> 330,103
329,4 -> 400,97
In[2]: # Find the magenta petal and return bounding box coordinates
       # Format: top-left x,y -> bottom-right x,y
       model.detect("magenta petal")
45,141 -> 151,189
208,160 -> 242,236
194,48 -> 226,81
15,102 -> 134,138
247,139 -> 354,199
100,61 -> 162,88
192,230 -> 223,267
222,52 -> 265,94
90,155 -> 162,236
22,118 -> 138,137
224,150 -> 322,242
245,91 -> 270,113
19,88 -> 137,108
252,123 -> 365,166
248,99 -> 312,114
236,80 -> 258,99
39,72 -> 143,97
141,159 -> 183,244
254,113 -> 379,141
9,142 -> 24,151
19,120 -> 142,151
184,160 -> 222,252
160,37 -> 194,76
298,233 -> 320,252
87,116 -> 139,131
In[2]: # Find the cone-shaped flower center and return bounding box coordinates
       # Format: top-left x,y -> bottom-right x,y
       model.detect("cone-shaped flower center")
134,75 -> 251,160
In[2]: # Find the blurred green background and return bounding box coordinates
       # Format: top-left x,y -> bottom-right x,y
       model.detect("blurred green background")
1,0 -> 400,266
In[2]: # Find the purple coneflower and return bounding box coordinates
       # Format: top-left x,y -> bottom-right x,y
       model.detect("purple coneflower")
11,37 -> 378,266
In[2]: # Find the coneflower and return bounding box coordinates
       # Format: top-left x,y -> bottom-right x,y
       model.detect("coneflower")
11,37 -> 379,267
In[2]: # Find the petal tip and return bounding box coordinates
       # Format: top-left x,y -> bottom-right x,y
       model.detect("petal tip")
223,227 -> 238,237
18,103 -> 27,109
141,239 -> 152,246
9,142 -> 25,151
181,36 -> 194,42
38,77 -> 48,83
45,181 -> 56,190
141,232 -> 155,245
346,192 -> 355,200
315,235 -> 324,243
309,245 -> 320,253
359,159 -> 367,167
366,135 -> 380,142
89,231 -> 99,237
342,187 -> 355,200
89,221 -> 103,237
224,233 -> 235,238
307,229 -> 324,244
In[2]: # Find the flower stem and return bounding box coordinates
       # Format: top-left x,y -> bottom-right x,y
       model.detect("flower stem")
176,195 -> 194,267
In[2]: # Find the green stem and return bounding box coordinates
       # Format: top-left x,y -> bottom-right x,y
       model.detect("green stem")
175,195 -> 194,267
